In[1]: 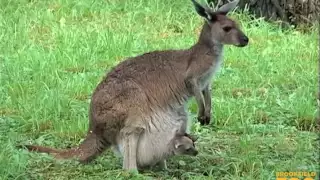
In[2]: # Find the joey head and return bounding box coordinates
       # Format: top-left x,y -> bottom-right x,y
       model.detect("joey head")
173,133 -> 199,157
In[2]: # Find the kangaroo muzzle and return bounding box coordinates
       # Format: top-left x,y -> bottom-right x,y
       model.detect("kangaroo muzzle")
237,33 -> 249,47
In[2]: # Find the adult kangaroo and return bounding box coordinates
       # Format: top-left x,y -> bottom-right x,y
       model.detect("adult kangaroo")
19,0 -> 248,171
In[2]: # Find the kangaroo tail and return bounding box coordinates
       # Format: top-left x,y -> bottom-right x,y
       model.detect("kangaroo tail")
17,144 -> 62,154
17,132 -> 110,164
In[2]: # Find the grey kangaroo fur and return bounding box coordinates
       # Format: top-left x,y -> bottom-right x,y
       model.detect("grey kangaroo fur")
20,132 -> 198,170
18,0 -> 248,171
111,131 -> 198,169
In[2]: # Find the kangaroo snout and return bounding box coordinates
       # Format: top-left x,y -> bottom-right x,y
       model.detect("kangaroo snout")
237,34 -> 249,47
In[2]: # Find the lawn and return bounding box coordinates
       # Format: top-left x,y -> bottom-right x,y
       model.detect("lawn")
0,0 -> 318,179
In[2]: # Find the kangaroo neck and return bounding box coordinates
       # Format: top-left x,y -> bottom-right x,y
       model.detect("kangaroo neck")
194,22 -> 224,56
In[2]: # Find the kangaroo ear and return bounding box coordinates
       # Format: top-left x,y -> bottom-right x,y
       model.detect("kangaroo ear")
217,0 -> 240,15
191,0 -> 217,22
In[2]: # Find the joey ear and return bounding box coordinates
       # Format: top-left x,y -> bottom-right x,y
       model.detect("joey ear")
174,140 -> 182,149
183,133 -> 198,142
217,0 -> 240,15
190,135 -> 199,142
191,0 -> 216,22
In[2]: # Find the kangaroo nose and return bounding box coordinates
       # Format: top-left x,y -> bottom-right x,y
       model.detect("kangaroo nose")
238,35 -> 249,47
242,36 -> 249,43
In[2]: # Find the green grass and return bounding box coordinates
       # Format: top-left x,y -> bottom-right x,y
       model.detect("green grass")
0,0 -> 318,179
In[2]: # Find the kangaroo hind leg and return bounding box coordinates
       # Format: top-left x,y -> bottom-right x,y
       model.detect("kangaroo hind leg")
79,131 -> 110,164
120,125 -> 144,171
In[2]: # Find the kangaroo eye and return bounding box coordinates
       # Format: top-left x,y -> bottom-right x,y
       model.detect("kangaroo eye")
223,26 -> 232,32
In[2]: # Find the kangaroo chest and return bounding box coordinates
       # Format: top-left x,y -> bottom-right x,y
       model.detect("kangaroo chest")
198,53 -> 223,90
192,44 -> 223,90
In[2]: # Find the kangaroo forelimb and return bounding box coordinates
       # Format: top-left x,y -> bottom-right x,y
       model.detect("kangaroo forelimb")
199,85 -> 212,125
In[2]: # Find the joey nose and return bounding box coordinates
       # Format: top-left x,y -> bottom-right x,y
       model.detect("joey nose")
193,150 -> 198,156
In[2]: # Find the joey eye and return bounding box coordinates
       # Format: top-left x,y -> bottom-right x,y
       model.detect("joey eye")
223,26 -> 232,32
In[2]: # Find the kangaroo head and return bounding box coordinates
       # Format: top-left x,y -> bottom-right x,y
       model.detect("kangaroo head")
173,133 -> 198,156
191,0 -> 249,47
